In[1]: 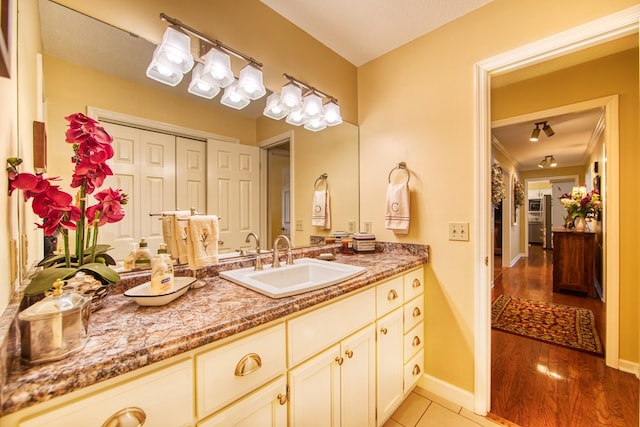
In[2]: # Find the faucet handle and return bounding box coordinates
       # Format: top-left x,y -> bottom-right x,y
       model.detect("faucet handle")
254,253 -> 263,271
272,248 -> 281,269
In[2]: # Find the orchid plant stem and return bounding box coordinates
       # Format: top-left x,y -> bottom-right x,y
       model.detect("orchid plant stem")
62,228 -> 70,268
76,186 -> 86,265
90,212 -> 100,263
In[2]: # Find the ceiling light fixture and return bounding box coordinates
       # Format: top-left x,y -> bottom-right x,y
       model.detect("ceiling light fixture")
538,155 -> 558,168
263,73 -> 342,132
530,121 -> 554,142
148,13 -> 265,110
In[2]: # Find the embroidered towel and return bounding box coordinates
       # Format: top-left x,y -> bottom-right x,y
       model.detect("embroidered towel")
385,183 -> 410,235
173,210 -> 191,264
186,215 -> 219,270
311,190 -> 331,229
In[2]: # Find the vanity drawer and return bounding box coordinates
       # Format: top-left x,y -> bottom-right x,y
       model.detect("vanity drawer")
403,295 -> 424,333
196,323 -> 286,419
288,288 -> 375,367
403,322 -> 424,362
404,349 -> 424,394
403,267 -> 424,302
376,276 -> 404,317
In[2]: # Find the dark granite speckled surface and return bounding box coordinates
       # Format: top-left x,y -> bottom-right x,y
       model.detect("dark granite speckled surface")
0,243 -> 428,416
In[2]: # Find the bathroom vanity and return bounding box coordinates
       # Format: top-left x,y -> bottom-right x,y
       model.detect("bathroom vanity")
0,245 -> 428,426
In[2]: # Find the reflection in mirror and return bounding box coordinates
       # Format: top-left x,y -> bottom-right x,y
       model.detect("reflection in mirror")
38,0 -> 359,269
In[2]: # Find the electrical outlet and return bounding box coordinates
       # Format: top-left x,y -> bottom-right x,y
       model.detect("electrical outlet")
448,222 -> 469,241
295,220 -> 303,232
363,221 -> 372,234
348,220 -> 356,233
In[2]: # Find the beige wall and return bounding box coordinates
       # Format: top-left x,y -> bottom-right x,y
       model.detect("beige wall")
358,0 -> 639,393
493,48 -> 639,362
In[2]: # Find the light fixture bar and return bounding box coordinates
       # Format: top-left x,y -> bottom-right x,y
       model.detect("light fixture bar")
283,73 -> 337,103
160,13 -> 263,68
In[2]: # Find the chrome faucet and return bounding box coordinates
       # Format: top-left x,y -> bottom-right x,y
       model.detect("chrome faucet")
245,232 -> 262,270
272,234 -> 294,268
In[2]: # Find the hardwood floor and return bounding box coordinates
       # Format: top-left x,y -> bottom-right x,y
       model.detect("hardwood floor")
490,244 -> 638,426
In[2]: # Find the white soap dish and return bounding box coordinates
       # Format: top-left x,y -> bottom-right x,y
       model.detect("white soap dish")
124,276 -> 196,306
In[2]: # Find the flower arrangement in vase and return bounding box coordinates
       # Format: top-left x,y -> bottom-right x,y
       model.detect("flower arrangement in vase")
7,113 -> 127,297
559,185 -> 601,231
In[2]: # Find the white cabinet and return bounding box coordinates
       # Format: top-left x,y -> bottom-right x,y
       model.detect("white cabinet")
19,360 -> 194,427
198,377 -> 287,427
376,309 -> 404,426
289,325 -> 376,427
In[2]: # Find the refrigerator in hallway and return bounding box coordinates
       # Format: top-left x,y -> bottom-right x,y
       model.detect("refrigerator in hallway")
542,194 -> 553,249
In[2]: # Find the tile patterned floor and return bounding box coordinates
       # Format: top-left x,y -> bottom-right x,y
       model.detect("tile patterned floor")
384,387 -> 507,427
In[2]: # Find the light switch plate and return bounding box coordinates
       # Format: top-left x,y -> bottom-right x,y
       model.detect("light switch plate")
295,220 -> 303,231
448,222 -> 469,241
363,221 -> 372,234
348,220 -> 356,233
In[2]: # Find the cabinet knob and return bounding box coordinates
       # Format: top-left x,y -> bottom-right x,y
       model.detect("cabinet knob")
380,327 -> 388,335
102,407 -> 146,427
335,356 -> 344,365
387,289 -> 398,301
412,278 -> 421,288
412,364 -> 421,376
345,349 -> 354,359
412,336 -> 421,347
235,353 -> 263,376
277,393 -> 288,405
413,307 -> 421,318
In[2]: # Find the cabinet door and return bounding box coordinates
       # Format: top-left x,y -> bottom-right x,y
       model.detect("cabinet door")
198,377 -> 287,427
341,325 -> 376,427
376,309 -> 404,427
289,344 -> 341,427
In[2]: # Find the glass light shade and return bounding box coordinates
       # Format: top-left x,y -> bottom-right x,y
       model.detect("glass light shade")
201,48 -> 235,88
263,93 -> 287,120
323,101 -> 343,126
146,46 -> 184,86
221,79 -> 250,110
304,117 -> 327,132
236,64 -> 266,100
154,27 -> 194,74
278,82 -> 302,112
285,109 -> 305,126
188,64 -> 221,99
301,92 -> 324,120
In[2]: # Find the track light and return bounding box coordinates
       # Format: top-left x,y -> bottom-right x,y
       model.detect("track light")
530,125 -> 541,142
538,155 -> 557,168
530,121 -> 554,141
543,122 -> 555,137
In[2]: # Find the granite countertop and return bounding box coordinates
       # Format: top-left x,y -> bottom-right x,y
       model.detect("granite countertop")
0,243 -> 428,416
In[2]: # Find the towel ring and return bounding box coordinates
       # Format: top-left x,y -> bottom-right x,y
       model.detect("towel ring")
388,162 -> 410,184
314,173 -> 329,191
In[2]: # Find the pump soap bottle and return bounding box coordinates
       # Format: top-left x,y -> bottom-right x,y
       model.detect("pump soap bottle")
150,243 -> 174,294
134,238 -> 152,270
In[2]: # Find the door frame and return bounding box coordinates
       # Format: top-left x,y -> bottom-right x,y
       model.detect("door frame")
473,6 -> 639,415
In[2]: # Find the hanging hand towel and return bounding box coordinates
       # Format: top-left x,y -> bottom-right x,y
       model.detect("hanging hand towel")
311,190 -> 331,229
161,211 -> 179,260
186,215 -> 219,270
385,183 -> 410,235
173,210 -> 191,264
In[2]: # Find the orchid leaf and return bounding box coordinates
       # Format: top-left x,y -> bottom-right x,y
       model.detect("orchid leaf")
24,267 -> 76,296
77,263 -> 120,285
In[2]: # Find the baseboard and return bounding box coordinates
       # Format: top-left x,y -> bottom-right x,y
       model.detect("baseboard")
618,359 -> 640,379
418,373 -> 475,410
509,254 -> 522,268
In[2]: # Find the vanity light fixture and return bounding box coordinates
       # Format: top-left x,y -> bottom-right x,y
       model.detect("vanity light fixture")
264,74 -> 343,132
538,155 -> 558,168
149,13 -> 265,110
530,121 -> 554,142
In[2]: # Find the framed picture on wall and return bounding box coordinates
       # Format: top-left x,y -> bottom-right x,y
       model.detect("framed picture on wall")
593,174 -> 601,193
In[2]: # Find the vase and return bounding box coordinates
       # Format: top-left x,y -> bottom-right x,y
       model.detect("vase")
65,272 -> 111,312
573,216 -> 587,232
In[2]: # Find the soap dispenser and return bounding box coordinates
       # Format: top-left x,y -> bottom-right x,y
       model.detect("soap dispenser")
150,243 -> 174,294
134,238 -> 152,270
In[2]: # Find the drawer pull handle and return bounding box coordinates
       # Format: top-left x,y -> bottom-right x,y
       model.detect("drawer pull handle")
235,353 -> 262,376
412,364 -> 421,376
335,356 -> 344,365
102,407 -> 146,427
413,307 -> 421,317
387,289 -> 398,301
345,350 -> 354,359
412,336 -> 421,346
380,327 -> 388,335
277,393 -> 288,405
412,278 -> 421,288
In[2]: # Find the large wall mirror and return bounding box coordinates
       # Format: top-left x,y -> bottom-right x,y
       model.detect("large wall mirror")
37,0 -> 359,265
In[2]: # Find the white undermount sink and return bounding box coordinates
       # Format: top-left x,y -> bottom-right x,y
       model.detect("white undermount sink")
220,257 -> 367,298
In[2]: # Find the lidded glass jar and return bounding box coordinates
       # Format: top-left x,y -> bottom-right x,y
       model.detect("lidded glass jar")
18,279 -> 91,364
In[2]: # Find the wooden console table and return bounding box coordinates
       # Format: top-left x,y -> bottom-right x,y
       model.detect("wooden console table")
552,228 -> 597,298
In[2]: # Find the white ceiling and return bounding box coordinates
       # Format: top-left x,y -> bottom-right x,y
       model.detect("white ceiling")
260,0 -> 493,66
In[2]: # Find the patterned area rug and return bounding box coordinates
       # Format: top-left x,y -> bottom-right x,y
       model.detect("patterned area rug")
491,295 -> 603,355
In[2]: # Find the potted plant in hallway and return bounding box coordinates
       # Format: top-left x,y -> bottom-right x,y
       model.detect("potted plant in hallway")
7,113 -> 127,310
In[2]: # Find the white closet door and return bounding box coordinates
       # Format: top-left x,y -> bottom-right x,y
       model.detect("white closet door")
208,139 -> 260,253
